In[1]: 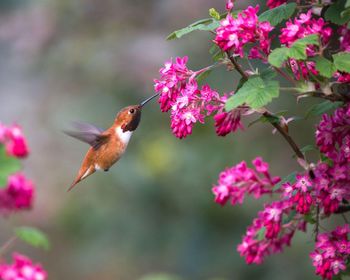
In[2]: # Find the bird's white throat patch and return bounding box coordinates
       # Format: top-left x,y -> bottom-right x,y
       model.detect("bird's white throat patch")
116,126 -> 133,145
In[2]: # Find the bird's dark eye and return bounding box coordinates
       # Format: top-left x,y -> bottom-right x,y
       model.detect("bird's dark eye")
129,109 -> 135,114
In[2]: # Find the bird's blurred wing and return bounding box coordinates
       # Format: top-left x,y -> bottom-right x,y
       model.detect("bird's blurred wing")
64,121 -> 110,150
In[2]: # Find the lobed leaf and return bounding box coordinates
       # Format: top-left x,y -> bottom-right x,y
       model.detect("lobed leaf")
268,48 -> 290,67
333,52 -> 350,73
166,18 -> 219,40
305,101 -> 343,119
225,75 -> 279,110
0,146 -> 21,188
288,34 -> 319,60
259,3 -> 297,26
311,56 -> 336,78
325,0 -> 350,25
268,34 -> 319,67
15,226 -> 50,250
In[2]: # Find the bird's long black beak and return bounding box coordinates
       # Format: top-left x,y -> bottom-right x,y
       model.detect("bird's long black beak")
140,93 -> 159,107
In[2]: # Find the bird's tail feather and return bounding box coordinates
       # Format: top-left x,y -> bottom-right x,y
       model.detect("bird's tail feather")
67,166 -> 95,192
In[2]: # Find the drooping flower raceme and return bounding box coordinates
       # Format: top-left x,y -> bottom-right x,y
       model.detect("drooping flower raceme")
212,157 -> 280,206
314,104 -> 350,215
310,225 -> 350,280
154,57 -> 247,139
0,253 -> 47,280
214,5 -> 273,59
279,10 -> 332,80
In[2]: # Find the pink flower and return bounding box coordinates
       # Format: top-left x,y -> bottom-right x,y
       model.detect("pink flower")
237,200 -> 298,264
212,158 -> 280,206
214,5 -> 273,58
214,110 -> 244,137
154,56 -> 193,112
339,26 -> 350,52
0,124 -> 29,158
280,10 -> 332,48
0,253 -> 47,280
0,173 -> 34,212
310,225 -> 350,280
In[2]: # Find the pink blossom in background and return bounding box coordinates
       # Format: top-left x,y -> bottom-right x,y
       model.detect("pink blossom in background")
315,104 -> 350,214
0,253 -> 47,280
214,5 -> 273,58
0,123 -> 29,158
339,26 -> 350,52
212,157 -> 280,206
0,173 -> 34,212
310,225 -> 350,280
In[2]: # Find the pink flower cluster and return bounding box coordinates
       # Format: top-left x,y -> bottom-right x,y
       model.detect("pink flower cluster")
282,174 -> 314,214
280,10 -> 332,48
0,173 -> 34,213
214,5 -> 273,59
280,10 -> 332,80
0,253 -> 47,280
0,123 -> 29,158
154,57 -> 245,138
212,157 -> 280,206
310,225 -> 350,280
315,104 -> 350,214
237,200 -> 304,264
267,0 -> 287,8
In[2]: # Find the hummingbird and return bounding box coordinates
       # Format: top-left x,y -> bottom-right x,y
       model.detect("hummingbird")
65,93 -> 159,191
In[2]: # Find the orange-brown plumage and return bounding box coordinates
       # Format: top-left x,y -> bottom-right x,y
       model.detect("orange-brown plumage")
66,93 -> 159,191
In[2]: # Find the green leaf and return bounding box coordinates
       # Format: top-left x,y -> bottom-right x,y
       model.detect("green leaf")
283,210 -> 297,224
256,227 -> 266,241
196,69 -> 212,83
15,226 -> 50,250
273,171 -> 297,191
333,52 -> 350,73
209,8 -> 221,20
311,56 -> 336,78
225,75 -> 279,110
166,18 -> 219,40
288,34 -> 319,60
259,3 -> 297,26
300,144 -> 317,154
304,213 -> 316,224
325,0 -> 350,25
268,47 -> 290,67
0,146 -> 21,187
306,101 -> 343,119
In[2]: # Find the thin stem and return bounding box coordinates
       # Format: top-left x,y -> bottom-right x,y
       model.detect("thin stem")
263,111 -> 306,162
273,66 -> 296,86
0,236 -> 17,257
225,51 -> 248,80
225,51 -> 308,168
314,204 -> 320,242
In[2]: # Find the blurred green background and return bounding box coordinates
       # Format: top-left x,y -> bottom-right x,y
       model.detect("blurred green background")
0,0 -> 323,279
